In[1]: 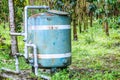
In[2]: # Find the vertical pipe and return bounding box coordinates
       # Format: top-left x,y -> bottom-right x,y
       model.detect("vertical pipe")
24,7 -> 28,59
26,44 -> 38,75
33,45 -> 38,75
24,7 -> 28,42
15,55 -> 19,73
24,44 -> 28,59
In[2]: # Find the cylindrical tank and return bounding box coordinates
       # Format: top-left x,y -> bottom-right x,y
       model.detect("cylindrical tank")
28,10 -> 71,68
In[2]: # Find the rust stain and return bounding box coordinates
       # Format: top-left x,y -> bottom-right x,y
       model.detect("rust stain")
42,44 -> 47,49
30,13 -> 53,18
51,58 -> 55,65
29,54 -> 47,60
46,13 -> 54,16
48,10 -> 69,15
29,54 -> 40,58
48,26 -> 58,30
30,13 -> 41,18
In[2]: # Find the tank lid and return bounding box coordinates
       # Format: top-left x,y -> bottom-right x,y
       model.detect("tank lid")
47,10 -> 69,15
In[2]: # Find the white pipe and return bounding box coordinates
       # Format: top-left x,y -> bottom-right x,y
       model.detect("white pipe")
41,75 -> 51,80
24,7 -> 28,42
14,55 -> 19,73
26,44 -> 38,75
24,6 -> 50,41
24,6 -> 50,59
24,44 -> 28,59
1,68 -> 19,74
33,45 -> 38,76
25,5 -> 50,9
10,32 -> 25,36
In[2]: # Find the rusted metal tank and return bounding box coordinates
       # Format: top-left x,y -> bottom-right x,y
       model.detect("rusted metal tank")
28,10 -> 71,68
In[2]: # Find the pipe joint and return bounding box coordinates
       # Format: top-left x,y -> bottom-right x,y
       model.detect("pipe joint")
34,64 -> 38,67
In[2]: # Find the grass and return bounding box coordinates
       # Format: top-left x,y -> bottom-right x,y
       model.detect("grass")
52,22 -> 120,80
0,23 -> 30,70
0,21 -> 120,80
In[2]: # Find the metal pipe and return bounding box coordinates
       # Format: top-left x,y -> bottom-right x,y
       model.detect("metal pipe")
25,5 -> 50,9
10,32 -> 25,36
24,44 -> 28,59
1,68 -> 19,74
14,55 -> 19,73
26,44 -> 38,75
33,45 -> 38,76
40,75 -> 51,80
15,53 -> 24,57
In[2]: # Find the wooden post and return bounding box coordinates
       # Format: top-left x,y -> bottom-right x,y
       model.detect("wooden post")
104,0 -> 109,36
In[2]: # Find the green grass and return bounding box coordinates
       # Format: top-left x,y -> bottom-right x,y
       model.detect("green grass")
0,22 -> 120,80
52,22 -> 120,80
0,23 -> 30,70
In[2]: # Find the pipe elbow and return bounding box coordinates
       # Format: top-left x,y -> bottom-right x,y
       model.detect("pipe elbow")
33,44 -> 37,49
25,6 -> 29,10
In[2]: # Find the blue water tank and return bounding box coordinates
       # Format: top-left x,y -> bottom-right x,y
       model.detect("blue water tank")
28,10 -> 71,68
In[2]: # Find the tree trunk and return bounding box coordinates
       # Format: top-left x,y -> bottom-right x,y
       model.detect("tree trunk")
78,19 -> 82,33
104,21 -> 109,36
90,12 -> 93,27
72,2 -> 78,41
73,19 -> 78,40
104,1 -> 109,36
8,0 -> 18,55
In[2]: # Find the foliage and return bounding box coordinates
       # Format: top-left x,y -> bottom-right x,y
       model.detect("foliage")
0,0 -> 9,22
88,3 -> 97,12
0,23 -> 11,58
14,0 -> 26,32
86,0 -> 97,3
1,0 -> 120,33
